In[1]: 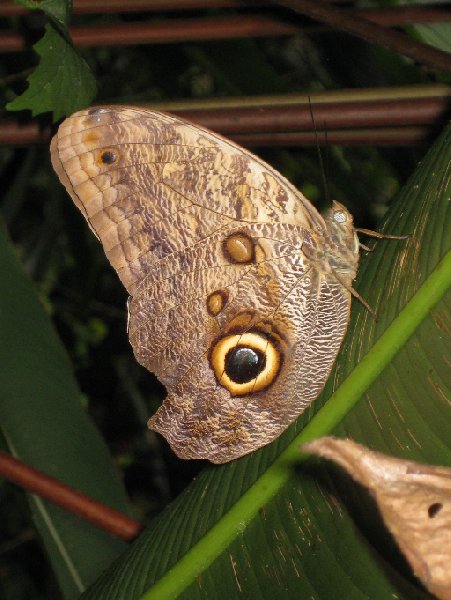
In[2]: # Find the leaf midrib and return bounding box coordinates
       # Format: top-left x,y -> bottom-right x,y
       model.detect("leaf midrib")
139,249 -> 451,600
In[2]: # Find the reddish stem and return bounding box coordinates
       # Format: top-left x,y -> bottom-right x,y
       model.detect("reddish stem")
0,451 -> 142,541
2,9 -> 451,52
233,126 -> 429,147
171,97 -> 449,134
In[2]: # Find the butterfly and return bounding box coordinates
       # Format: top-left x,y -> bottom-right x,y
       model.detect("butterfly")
51,105 -> 369,464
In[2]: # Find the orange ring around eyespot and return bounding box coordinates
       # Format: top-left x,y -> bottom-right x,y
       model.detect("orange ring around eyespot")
210,332 -> 280,396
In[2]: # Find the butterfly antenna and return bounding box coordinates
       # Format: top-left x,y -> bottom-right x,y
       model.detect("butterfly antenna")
308,97 -> 331,205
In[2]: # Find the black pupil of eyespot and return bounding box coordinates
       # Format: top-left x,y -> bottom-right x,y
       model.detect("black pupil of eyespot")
101,151 -> 116,164
225,346 -> 266,384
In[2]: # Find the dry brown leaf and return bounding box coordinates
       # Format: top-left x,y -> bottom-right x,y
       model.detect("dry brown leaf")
303,436 -> 451,600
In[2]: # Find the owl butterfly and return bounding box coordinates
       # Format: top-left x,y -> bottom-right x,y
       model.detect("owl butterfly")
51,106 -> 363,464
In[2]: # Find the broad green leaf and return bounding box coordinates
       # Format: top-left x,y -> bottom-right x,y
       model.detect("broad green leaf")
81,120 -> 450,599
0,219 -> 131,599
6,23 -> 96,121
407,23 -> 451,55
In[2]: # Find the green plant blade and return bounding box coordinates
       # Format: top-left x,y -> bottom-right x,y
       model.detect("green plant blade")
81,121 -> 450,599
6,23 -> 96,121
0,221 -> 131,599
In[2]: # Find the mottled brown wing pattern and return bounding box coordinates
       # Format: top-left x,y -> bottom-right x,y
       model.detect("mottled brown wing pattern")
51,106 -> 359,463
140,261 -> 351,461
51,106 -> 323,294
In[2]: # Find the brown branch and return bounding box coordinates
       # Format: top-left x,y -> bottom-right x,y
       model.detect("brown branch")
0,31 -> 26,53
71,14 -> 298,46
0,0 -> 247,16
0,451 -> 142,541
361,6 -> 451,27
2,9 -> 451,52
1,0 -> 450,20
147,84 -> 451,108
0,122 -> 436,149
273,0 -> 451,74
0,121 -> 52,145
2,87 -> 449,146
233,126 -> 430,147
169,97 -> 450,134
2,16 -> 296,52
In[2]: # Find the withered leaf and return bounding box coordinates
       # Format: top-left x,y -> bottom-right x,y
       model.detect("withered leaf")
303,436 -> 451,600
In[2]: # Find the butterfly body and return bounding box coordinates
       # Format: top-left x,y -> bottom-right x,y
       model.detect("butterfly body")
51,106 -> 359,463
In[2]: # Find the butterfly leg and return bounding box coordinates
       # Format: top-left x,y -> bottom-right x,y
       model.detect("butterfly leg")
332,270 -> 377,320
355,228 -> 409,241
356,227 -> 409,254
335,229 -> 408,318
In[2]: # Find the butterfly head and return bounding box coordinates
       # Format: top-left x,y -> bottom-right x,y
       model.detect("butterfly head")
322,200 -> 360,277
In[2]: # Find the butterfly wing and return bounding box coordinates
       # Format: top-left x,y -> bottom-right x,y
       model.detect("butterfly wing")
51,106 -> 356,463
51,106 -> 323,294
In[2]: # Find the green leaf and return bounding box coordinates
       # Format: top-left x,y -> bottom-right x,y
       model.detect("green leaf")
0,219 -> 131,599
80,120 -> 450,599
407,22 -> 451,55
6,23 -> 96,121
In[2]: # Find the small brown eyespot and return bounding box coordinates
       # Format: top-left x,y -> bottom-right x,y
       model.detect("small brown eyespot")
210,331 -> 280,396
100,150 -> 118,164
223,232 -> 254,264
207,290 -> 229,316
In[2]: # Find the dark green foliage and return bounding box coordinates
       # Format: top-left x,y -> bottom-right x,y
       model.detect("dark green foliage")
6,1 -> 95,120
6,23 -> 96,121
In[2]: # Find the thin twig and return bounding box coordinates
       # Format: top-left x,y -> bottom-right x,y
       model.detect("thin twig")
168,97 -> 450,134
1,0 -> 451,19
0,120 -> 432,147
2,86 -> 448,146
0,451 -> 142,541
232,127 -> 429,147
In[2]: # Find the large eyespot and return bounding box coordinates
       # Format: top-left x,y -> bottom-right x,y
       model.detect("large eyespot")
210,332 -> 281,396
